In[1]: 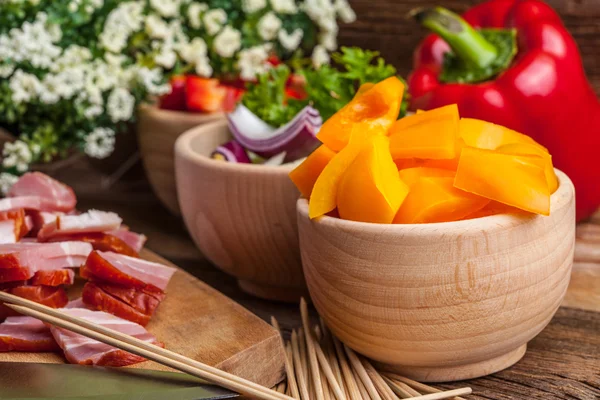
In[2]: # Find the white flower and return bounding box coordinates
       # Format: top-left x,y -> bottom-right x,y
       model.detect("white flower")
9,70 -> 42,104
179,38 -> 213,77
270,0 -> 297,14
52,45 -> 92,72
0,173 -> 18,196
242,0 -> 266,13
137,67 -> 171,95
84,105 -> 103,119
145,15 -> 170,39
334,0 -> 356,23
107,88 -> 135,123
312,45 -> 330,68
237,44 -> 271,80
203,8 -> 227,35
154,44 -> 177,68
278,28 -> 303,51
2,141 -> 32,173
85,128 -> 116,159
0,64 -> 15,78
303,0 -> 336,24
39,74 -> 63,104
214,26 -> 242,58
187,3 -> 208,29
150,0 -> 181,17
100,2 -> 145,53
257,12 -> 282,40
68,2 -> 79,12
319,30 -> 337,51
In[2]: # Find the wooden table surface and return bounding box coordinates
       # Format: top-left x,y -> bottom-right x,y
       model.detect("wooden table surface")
65,161 -> 599,400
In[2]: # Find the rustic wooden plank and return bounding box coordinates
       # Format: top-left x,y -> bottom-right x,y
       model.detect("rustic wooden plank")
340,0 -> 600,95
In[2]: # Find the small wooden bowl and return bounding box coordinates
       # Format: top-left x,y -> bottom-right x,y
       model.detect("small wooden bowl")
137,105 -> 224,215
298,170 -> 575,382
174,120 -> 307,302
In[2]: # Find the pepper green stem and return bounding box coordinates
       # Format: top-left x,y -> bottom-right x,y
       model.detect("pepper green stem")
412,7 -> 498,69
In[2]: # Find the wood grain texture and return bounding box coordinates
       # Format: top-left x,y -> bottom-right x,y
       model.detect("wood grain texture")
174,120 -> 308,303
340,0 -> 600,94
0,250 -> 286,389
137,105 -> 224,215
297,171 -> 575,382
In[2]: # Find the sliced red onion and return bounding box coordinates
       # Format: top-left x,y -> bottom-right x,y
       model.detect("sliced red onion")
227,105 -> 322,162
211,140 -> 251,163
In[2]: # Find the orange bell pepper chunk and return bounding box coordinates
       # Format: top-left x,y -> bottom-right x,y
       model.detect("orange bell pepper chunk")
462,201 -> 526,220
398,167 -> 455,188
389,104 -> 459,160
289,145 -> 336,199
309,129 -> 368,219
459,118 -> 547,152
337,135 -> 409,224
454,147 -> 550,216
317,76 -> 405,152
355,82 -> 375,97
394,177 -> 489,224
496,143 -> 559,194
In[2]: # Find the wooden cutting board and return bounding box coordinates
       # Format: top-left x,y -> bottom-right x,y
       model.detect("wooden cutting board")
0,250 -> 286,389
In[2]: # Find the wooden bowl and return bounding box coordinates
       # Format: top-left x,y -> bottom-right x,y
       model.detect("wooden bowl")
174,120 -> 307,302
297,170 -> 575,382
137,105 -> 224,215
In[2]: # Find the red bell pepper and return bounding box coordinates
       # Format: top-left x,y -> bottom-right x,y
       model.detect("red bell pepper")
409,0 -> 600,221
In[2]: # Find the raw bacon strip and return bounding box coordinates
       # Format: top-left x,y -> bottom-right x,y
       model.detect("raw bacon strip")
30,269 -> 75,286
50,308 -> 163,366
47,233 -> 138,257
0,316 -> 59,352
107,228 -> 147,253
0,209 -> 29,243
65,298 -> 92,309
27,211 -> 64,236
9,172 -> 76,212
0,196 -> 43,213
0,285 -> 69,319
82,282 -> 164,326
81,251 -> 175,293
38,210 -> 122,241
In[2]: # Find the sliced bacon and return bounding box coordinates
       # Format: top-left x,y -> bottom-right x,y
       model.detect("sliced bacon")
107,228 -> 147,253
0,285 -> 68,318
29,269 -> 75,286
0,196 -> 44,213
50,308 -> 163,366
65,298 -> 91,309
81,251 -> 175,293
9,172 -> 76,212
47,233 -> 138,257
37,210 -> 122,241
0,316 -> 59,352
26,210 -> 64,236
0,242 -> 92,282
0,209 -> 29,243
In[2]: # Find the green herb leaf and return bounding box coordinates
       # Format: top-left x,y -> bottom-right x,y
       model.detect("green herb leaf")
440,29 -> 518,84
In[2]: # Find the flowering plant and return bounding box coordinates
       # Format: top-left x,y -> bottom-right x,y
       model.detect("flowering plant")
0,0 -> 355,189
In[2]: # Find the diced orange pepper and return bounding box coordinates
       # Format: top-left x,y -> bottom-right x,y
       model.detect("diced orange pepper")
355,83 -> 375,97
317,77 -> 405,152
309,129 -> 369,219
289,145 -> 336,199
398,167 -> 455,188
337,136 -> 409,223
459,118 -> 547,152
454,147 -> 550,215
462,201 -> 525,220
394,177 -> 489,224
496,143 -> 559,194
389,104 -> 459,160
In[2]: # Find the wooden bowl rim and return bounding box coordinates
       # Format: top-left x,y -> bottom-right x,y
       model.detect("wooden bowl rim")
175,119 -> 295,175
139,103 -> 225,123
297,169 -> 574,233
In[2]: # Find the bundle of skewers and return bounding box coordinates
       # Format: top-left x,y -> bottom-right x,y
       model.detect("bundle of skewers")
271,299 -> 472,400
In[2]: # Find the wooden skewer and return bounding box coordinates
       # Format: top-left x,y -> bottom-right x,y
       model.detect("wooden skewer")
297,328 -> 314,399
300,298 -> 325,400
310,326 -> 346,400
383,376 -> 420,398
385,374 -> 467,400
285,344 -> 297,398
355,372 -> 372,400
400,388 -> 472,400
344,344 -> 382,400
361,358 -> 399,400
332,336 -> 362,400
272,317 -> 301,400
318,322 -> 347,399
1,300 -> 292,400
291,330 -> 311,400
276,382 -> 287,393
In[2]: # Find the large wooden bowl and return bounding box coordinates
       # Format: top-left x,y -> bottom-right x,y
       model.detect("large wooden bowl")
298,170 -> 575,382
137,105 -> 224,215
174,120 -> 307,302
